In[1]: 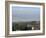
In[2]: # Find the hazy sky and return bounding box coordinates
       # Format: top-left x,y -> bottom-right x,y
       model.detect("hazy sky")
12,6 -> 40,22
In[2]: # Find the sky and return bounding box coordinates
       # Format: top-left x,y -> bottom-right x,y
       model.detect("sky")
12,6 -> 40,22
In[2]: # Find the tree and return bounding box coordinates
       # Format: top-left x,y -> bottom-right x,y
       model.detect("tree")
31,21 -> 36,30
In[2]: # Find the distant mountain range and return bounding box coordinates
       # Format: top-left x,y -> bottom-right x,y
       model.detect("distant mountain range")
12,17 -> 40,22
